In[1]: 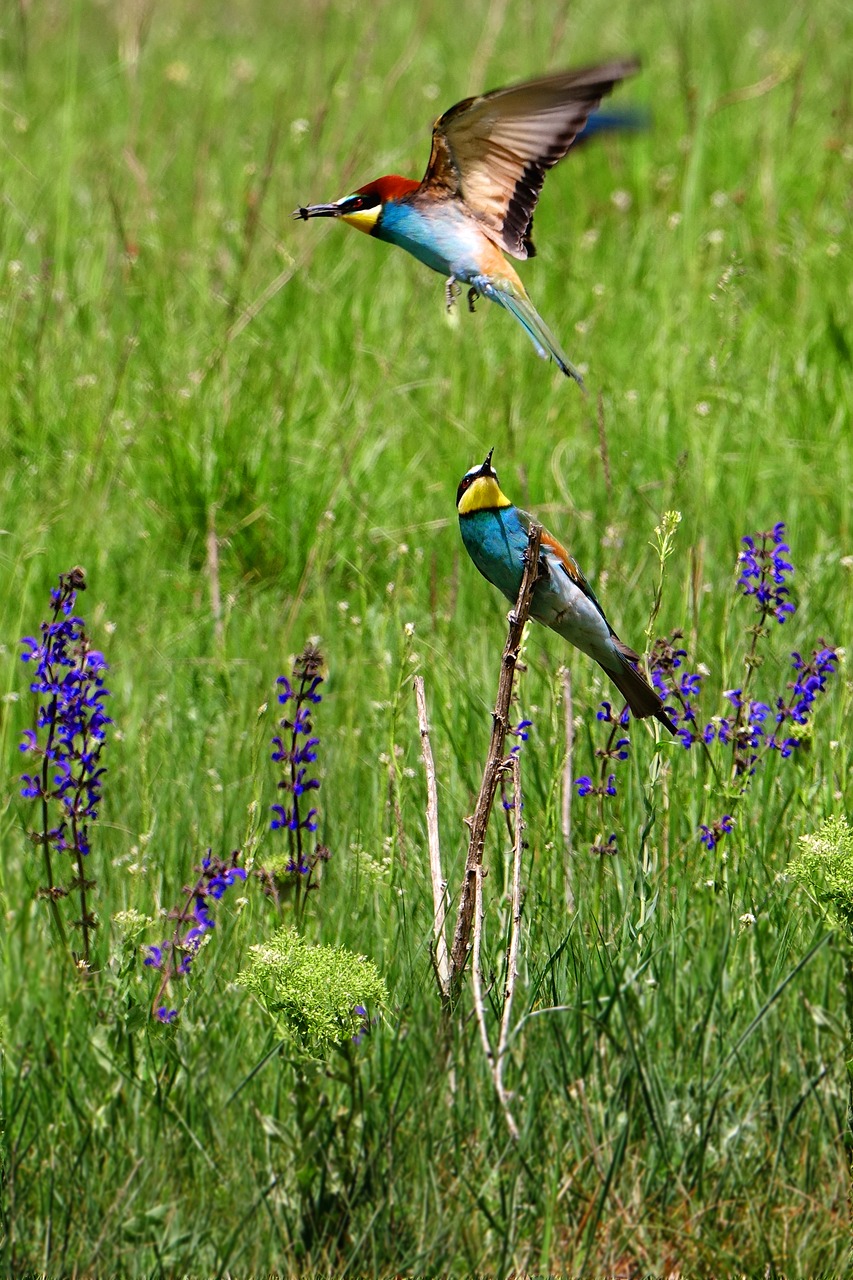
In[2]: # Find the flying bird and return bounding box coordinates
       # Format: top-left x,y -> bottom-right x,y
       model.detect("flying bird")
294,60 -> 639,382
457,450 -> 676,732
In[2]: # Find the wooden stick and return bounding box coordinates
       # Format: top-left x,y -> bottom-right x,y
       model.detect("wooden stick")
561,665 -> 576,913
495,752 -> 524,1141
449,522 -> 542,990
414,675 -> 450,1001
471,865 -> 494,1076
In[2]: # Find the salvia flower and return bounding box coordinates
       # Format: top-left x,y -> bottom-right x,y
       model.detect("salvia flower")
574,695 -> 635,854
573,773 -> 617,799
19,568 -> 111,963
699,815 -> 734,852
597,701 -> 631,727
271,644 -> 324,866
648,631 -> 703,748
259,644 -> 331,912
145,849 -> 247,1022
737,524 -> 796,624
508,719 -> 533,758
576,524 -> 836,865
502,718 -> 532,811
767,643 -> 838,756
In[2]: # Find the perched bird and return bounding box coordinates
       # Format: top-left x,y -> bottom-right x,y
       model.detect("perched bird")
294,60 -> 639,383
457,450 -> 676,733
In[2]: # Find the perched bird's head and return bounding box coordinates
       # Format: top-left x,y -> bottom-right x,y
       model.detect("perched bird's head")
293,175 -> 420,235
456,449 -> 512,515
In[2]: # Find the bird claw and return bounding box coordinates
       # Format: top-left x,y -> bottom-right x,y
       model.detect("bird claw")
467,287 -> 479,313
445,276 -> 460,312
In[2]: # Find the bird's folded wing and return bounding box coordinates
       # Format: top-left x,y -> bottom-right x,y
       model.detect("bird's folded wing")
422,60 -> 639,260
541,531 -> 610,625
515,507 -> 611,626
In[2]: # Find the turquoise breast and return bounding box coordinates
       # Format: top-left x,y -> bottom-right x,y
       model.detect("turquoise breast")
459,508 -> 529,603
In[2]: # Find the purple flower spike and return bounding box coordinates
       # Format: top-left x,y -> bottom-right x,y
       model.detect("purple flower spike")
699,814 -> 734,852
737,524 -> 796,625
18,568 -> 110,964
145,849 -> 247,1021
767,643 -> 838,755
266,645 -> 329,898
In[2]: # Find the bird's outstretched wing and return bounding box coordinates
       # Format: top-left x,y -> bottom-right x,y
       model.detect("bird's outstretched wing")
421,60 -> 639,260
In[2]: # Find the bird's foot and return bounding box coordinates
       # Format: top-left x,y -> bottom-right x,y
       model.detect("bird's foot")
445,276 -> 461,312
467,287 -> 479,313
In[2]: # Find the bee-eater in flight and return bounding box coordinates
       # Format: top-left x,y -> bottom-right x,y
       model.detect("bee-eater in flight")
457,450 -> 676,732
294,59 -> 639,383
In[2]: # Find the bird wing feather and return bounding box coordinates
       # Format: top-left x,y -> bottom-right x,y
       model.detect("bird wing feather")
421,60 -> 639,260
515,509 -> 611,627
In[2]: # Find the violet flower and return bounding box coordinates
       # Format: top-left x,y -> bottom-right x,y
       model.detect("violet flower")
19,568 -> 111,963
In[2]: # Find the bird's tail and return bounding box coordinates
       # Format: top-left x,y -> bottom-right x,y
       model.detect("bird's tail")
575,107 -> 649,146
605,640 -> 677,735
479,280 -> 583,385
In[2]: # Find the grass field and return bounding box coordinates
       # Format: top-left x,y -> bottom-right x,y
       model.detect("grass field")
1,0 -> 852,1273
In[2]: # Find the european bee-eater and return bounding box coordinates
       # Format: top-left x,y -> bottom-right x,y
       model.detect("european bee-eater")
294,60 -> 639,383
457,451 -> 676,733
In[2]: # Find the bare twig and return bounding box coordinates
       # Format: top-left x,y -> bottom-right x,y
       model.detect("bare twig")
471,865 -> 494,1069
449,522 -> 542,991
560,665 -> 575,913
710,64 -> 801,114
495,752 -> 524,1141
414,676 -> 450,1001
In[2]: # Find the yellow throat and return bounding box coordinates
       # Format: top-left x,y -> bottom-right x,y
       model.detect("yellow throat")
340,206 -> 381,235
458,475 -> 512,516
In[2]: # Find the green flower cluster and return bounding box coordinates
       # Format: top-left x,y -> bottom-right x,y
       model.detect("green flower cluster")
789,817 -> 853,936
238,927 -> 387,1054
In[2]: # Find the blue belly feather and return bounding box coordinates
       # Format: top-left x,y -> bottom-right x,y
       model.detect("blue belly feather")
375,201 -> 484,280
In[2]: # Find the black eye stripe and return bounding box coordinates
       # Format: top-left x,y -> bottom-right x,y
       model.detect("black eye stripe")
347,194 -> 379,211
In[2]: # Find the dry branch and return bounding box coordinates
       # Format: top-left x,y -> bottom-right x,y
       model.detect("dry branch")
561,665 -> 575,913
495,752 -> 525,1140
414,675 -> 450,1001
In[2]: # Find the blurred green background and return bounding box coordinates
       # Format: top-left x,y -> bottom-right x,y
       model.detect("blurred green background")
1,0 -> 851,1272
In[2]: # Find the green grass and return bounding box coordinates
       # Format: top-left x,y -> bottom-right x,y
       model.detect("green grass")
1,0 -> 852,1272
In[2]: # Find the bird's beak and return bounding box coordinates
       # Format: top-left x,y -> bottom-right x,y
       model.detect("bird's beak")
292,203 -> 343,221
482,447 -> 495,472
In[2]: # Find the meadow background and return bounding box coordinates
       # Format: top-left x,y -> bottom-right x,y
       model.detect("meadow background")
1,0 -> 852,1273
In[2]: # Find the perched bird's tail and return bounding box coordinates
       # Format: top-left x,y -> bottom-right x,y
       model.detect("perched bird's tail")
605,640 -> 677,735
477,279 -> 583,384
